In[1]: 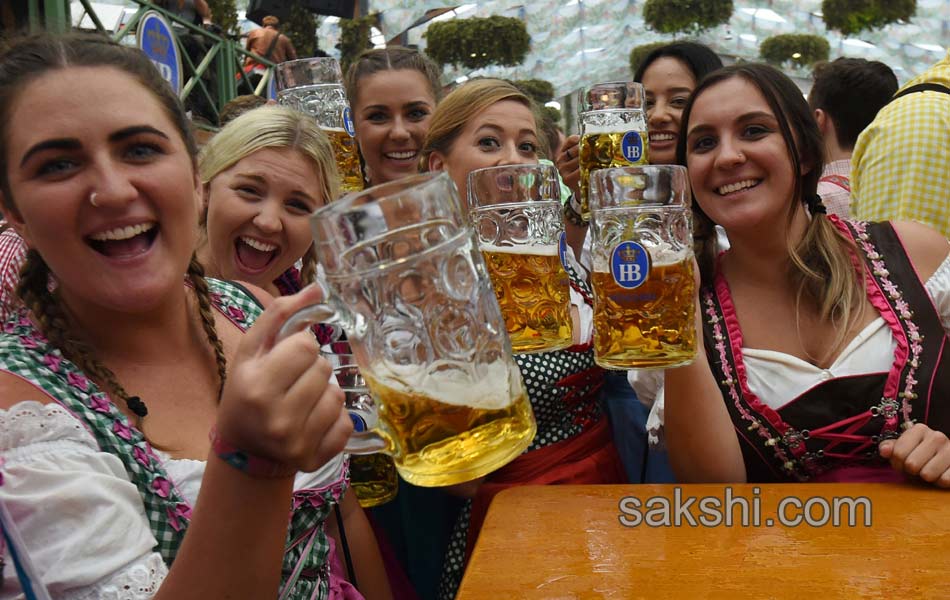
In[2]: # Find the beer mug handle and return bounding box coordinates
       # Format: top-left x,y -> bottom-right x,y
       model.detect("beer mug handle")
277,304 -> 390,456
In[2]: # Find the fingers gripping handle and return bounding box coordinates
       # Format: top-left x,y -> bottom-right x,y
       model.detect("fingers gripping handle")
277,303 -> 390,456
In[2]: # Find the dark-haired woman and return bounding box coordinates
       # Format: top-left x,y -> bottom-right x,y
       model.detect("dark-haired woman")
0,34 -> 392,598
663,63 -> 950,486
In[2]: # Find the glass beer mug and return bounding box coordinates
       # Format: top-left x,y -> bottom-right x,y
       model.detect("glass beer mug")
322,341 -> 398,508
578,81 -> 649,220
588,165 -> 696,369
279,172 -> 536,487
467,164 -> 573,354
275,57 -> 364,193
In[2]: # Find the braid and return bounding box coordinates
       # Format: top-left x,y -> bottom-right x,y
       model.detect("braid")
300,245 -> 318,287
186,254 -> 228,399
16,250 -> 144,427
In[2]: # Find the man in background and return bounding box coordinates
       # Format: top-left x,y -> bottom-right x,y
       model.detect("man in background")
807,58 -> 897,218
245,15 -> 297,68
851,51 -> 950,236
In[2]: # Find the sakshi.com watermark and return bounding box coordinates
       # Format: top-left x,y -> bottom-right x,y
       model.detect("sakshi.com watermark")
618,487 -> 872,528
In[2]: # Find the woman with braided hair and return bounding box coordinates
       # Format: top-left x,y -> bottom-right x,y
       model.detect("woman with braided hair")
0,33 -> 390,598
661,63 -> 950,486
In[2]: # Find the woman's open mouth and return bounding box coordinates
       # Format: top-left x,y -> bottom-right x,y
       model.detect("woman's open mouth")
234,235 -> 279,274
87,222 -> 158,259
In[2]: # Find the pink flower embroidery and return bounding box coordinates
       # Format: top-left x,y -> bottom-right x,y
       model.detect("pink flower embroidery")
19,336 -> 37,349
66,372 -> 89,391
113,420 -> 133,441
227,305 -> 247,322
166,503 -> 192,531
88,394 -> 111,414
42,353 -> 62,373
133,446 -> 151,469
151,476 -> 171,498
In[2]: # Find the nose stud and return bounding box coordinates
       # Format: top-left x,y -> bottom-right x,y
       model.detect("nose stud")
89,192 -> 99,207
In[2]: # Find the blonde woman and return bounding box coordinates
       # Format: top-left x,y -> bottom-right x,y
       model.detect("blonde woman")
421,79 -> 626,599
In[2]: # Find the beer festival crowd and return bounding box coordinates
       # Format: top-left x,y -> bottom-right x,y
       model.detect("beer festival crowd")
0,19 -> 948,600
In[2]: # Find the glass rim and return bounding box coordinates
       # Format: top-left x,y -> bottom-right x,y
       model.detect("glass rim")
274,56 -> 344,90
579,107 -> 646,118
589,165 -> 691,210
275,56 -> 343,71
466,162 -> 558,180
311,171 -> 452,221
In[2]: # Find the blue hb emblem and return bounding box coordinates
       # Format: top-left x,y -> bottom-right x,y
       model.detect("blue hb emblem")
611,241 -> 650,289
342,107 -> 356,137
559,231 -> 569,272
621,131 -> 644,163
349,411 -> 367,433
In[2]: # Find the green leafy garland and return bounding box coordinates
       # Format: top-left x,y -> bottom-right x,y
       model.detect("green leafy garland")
760,34 -> 830,68
642,0 -> 734,35
339,14 -> 376,73
425,15 -> 531,70
284,1 -> 319,58
513,79 -> 555,104
822,0 -> 916,36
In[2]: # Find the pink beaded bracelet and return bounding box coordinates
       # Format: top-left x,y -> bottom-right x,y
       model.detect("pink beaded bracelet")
209,427 -> 297,479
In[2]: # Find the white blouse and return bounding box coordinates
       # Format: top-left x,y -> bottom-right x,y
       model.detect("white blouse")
635,250 -> 950,444
0,402 -> 346,599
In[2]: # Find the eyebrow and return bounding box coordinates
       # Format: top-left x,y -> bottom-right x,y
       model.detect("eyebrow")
476,123 -> 538,137
686,111 -> 776,138
362,100 -> 433,112
20,125 -> 171,168
646,86 -> 693,97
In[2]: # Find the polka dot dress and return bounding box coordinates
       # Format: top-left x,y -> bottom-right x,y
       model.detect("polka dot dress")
438,263 -> 605,599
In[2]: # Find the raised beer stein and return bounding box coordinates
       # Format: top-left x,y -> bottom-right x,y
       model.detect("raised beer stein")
578,81 -> 649,220
588,165 -> 696,369
279,172 -> 536,487
275,57 -> 364,194
322,341 -> 398,507
467,164 -> 573,354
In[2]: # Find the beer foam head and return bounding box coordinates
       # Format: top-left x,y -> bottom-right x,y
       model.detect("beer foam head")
369,358 -> 523,410
582,123 -> 643,136
481,243 -> 559,257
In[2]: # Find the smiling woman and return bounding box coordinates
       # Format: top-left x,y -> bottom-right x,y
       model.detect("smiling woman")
197,106 -> 338,296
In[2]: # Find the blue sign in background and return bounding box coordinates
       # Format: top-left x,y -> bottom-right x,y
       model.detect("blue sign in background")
138,12 -> 181,94
611,241 -> 651,289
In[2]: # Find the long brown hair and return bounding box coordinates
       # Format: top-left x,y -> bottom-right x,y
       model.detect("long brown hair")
1,34 -> 225,431
676,63 -> 864,352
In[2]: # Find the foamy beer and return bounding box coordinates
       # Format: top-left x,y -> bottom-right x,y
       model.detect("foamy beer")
588,165 -> 696,369
578,81 -> 649,220
275,58 -> 364,193
322,342 -> 397,507
279,173 -> 536,487
467,164 -> 573,354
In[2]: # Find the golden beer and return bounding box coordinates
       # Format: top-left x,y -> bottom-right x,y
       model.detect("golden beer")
592,257 -> 696,369
579,129 -> 650,218
481,244 -> 573,354
324,127 -> 365,194
349,454 -> 398,507
362,362 -> 536,487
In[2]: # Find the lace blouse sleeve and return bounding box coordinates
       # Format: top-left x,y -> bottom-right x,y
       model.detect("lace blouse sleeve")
0,401 -> 167,599
925,250 -> 950,335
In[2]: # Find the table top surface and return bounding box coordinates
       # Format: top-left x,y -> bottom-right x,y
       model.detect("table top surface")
456,483 -> 950,599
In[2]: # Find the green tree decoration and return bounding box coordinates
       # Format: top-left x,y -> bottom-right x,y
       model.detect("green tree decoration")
285,1 -> 319,58
513,79 -> 555,104
206,0 -> 238,35
339,14 -> 377,73
642,0 -> 734,35
822,0 -> 916,36
425,15 -> 531,70
759,34 -> 831,69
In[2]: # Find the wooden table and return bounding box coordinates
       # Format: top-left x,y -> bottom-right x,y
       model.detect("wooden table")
456,483 -> 950,599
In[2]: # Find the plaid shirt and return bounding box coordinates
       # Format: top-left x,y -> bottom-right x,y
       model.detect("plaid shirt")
0,227 -> 27,323
816,159 -> 852,219
851,51 -> 950,238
